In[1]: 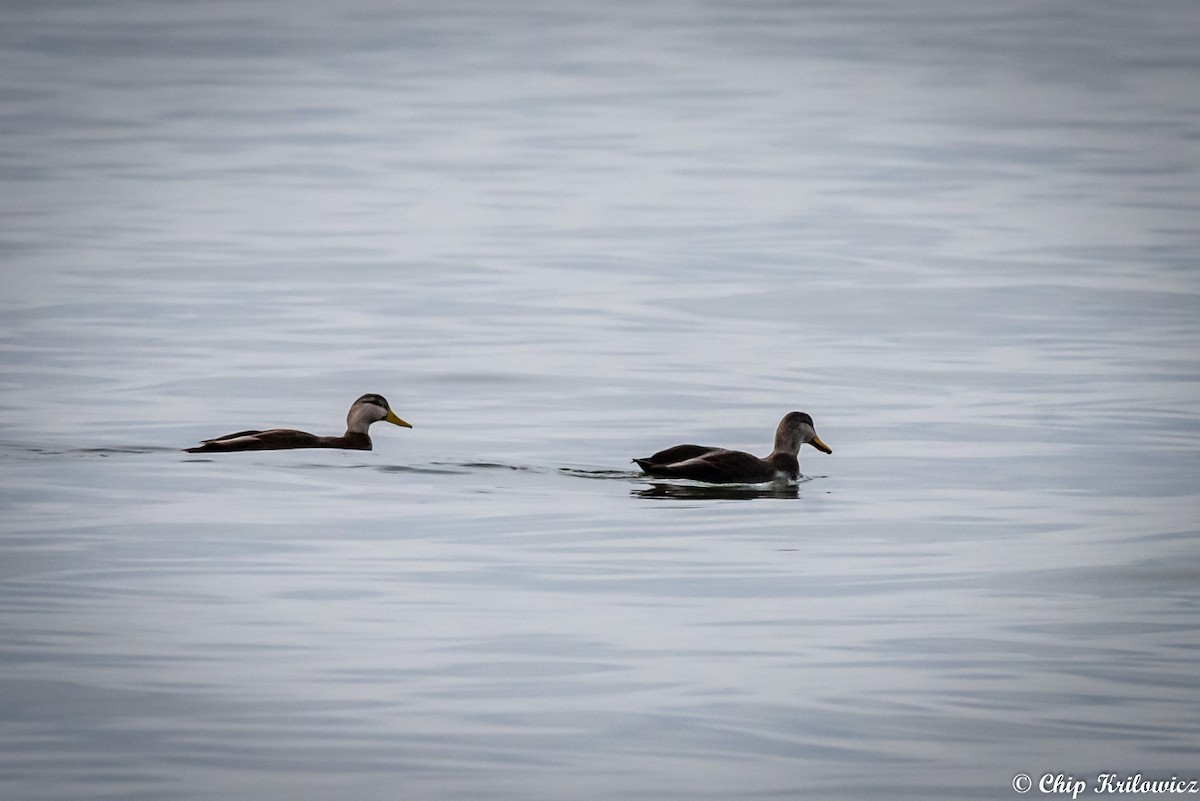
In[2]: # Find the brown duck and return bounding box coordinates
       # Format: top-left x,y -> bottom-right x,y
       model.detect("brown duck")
634,411 -> 831,483
185,393 -> 411,453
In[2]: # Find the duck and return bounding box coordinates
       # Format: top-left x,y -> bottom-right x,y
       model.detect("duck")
633,411 -> 831,484
185,393 -> 411,453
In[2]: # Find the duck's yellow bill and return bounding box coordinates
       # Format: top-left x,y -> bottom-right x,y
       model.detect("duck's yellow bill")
810,435 -> 832,454
385,409 -> 413,428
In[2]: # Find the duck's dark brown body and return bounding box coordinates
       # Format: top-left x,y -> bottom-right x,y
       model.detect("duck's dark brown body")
185,430 -> 373,453
635,447 -> 799,483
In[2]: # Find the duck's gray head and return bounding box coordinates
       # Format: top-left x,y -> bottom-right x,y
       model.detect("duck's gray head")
347,393 -> 412,433
774,411 -> 832,455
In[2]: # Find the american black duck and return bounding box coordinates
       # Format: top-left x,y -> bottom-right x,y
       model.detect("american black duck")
634,411 -> 831,483
185,393 -> 411,453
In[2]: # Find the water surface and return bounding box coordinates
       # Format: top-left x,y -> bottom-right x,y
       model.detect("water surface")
2,1 -> 1199,799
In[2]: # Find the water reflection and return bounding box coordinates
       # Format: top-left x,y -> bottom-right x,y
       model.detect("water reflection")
561,466 -> 809,499
633,480 -> 801,501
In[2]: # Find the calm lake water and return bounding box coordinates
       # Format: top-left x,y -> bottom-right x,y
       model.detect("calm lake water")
2,1 -> 1199,799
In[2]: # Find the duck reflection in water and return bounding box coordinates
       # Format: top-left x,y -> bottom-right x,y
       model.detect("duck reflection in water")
633,481 -> 802,500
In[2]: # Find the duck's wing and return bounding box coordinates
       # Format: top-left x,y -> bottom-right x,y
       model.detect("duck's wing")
637,443 -> 719,466
186,428 -> 322,452
635,443 -> 718,475
198,429 -> 265,443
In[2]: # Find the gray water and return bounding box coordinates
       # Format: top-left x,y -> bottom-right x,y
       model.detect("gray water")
2,1 -> 1199,799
